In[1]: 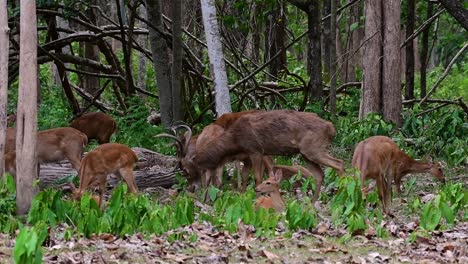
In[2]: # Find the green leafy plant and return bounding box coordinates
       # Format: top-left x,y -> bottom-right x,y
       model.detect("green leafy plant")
331,176 -> 368,234
13,223 -> 48,264
420,182 -> 467,231
285,199 -> 317,231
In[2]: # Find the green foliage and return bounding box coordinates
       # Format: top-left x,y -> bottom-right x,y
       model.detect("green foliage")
0,175 -> 20,234
420,183 -> 467,231
400,108 -> 467,166
28,184 -> 195,238
335,113 -> 395,148
331,176 -> 369,234
13,222 -> 49,264
285,199 -> 317,231
200,190 -> 280,237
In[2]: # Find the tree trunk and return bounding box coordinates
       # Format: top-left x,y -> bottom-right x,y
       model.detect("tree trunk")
382,0 -> 402,126
200,0 -> 232,116
404,0 -> 415,100
137,5 -> 148,91
171,0 -> 184,122
360,0 -> 382,119
420,2 -> 433,98
146,0 -> 173,126
322,0 -> 331,79
116,0 -> 136,96
306,2 -> 323,101
0,0 -> 9,175
16,0 -> 39,215
329,0 -> 337,115
83,2 -> 100,96
438,0 -> 468,30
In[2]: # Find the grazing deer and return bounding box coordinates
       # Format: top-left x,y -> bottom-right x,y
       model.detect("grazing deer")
194,110 -> 344,202
70,112 -> 117,144
69,143 -> 138,207
157,110 -> 274,192
352,136 -> 445,214
255,170 -> 285,212
5,127 -> 88,176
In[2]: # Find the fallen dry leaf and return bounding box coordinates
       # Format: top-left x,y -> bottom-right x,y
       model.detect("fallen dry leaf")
260,249 -> 281,260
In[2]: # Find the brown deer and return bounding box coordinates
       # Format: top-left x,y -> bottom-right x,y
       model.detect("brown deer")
157,110 -> 274,192
68,143 -> 138,207
272,164 -> 315,188
352,136 -> 445,214
70,112 -> 117,144
194,110 -> 344,202
255,170 -> 285,212
5,127 -> 88,176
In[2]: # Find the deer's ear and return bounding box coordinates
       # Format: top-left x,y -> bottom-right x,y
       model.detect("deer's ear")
274,169 -> 283,183
422,154 -> 433,163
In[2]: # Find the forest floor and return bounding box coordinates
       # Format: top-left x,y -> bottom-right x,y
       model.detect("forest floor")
0,167 -> 466,263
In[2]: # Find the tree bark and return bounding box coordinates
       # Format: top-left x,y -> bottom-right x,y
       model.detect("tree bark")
306,2 -> 323,101
322,0 -> 331,78
420,2 -> 433,98
200,0 -> 232,116
360,0 -> 382,119
329,0 -> 337,115
404,0 -> 415,100
146,0 -> 173,126
438,0 -> 468,30
171,0 -> 184,122
83,1 -> 100,96
0,0 -> 9,175
116,0 -> 136,96
382,0 -> 402,126
16,0 -> 39,215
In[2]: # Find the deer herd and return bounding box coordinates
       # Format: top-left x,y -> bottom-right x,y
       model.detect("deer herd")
3,110 -> 445,215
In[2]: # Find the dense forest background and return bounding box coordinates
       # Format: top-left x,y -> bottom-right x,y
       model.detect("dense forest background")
0,0 -> 467,262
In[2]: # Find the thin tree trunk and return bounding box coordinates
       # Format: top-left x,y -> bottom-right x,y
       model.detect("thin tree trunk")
200,0 -> 232,116
171,0 -> 183,122
17,0 -> 39,215
137,5 -> 148,91
405,0 -> 415,100
438,0 -> 468,30
360,0 -> 382,119
146,0 -> 173,126
420,2 -> 433,98
0,0 -> 9,175
83,1 -> 100,96
116,0 -> 135,96
329,0 -> 337,115
382,0 -> 402,126
322,0 -> 331,79
307,2 -> 323,101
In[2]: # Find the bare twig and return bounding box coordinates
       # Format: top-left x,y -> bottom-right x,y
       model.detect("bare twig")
420,43 -> 468,104
400,7 -> 444,48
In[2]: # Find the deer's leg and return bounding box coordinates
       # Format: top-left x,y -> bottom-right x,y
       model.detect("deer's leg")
301,148 -> 344,176
303,160 -> 324,202
116,167 -> 138,194
64,149 -> 82,173
251,154 -> 269,186
213,166 -> 224,188
240,159 -> 252,192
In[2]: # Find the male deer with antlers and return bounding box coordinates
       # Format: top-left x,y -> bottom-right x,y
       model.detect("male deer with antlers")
69,143 -> 138,207
352,136 -> 445,214
194,110 -> 344,202
157,110 -> 274,192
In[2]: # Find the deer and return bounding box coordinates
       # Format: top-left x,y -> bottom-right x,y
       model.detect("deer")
157,110 -> 274,192
68,143 -> 138,207
272,164 -> 315,188
4,127 -> 88,176
70,112 -> 117,144
194,110 -> 344,202
255,170 -> 285,212
352,135 -> 445,214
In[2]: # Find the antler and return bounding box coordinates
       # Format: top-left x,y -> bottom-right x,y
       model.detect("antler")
154,133 -> 184,153
171,124 -> 192,154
